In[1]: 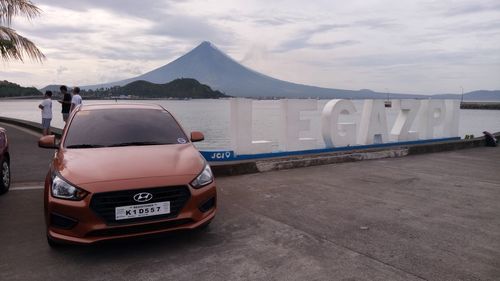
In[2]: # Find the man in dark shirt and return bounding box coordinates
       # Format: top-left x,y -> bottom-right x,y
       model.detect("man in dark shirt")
58,85 -> 72,123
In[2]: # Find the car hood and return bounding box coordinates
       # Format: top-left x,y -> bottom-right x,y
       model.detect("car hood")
55,144 -> 204,186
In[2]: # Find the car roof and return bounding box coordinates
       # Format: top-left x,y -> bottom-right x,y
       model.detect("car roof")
78,103 -> 165,111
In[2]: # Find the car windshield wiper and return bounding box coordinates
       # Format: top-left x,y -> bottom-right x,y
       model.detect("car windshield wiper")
107,141 -> 171,147
66,144 -> 106,149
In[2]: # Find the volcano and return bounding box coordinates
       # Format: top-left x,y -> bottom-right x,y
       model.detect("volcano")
81,41 -> 406,99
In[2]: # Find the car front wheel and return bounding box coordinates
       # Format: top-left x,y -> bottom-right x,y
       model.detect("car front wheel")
0,159 -> 10,194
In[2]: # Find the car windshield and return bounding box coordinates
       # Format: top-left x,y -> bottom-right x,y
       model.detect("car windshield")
64,108 -> 188,148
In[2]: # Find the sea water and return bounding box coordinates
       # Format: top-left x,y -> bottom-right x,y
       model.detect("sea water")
1,99 -> 499,150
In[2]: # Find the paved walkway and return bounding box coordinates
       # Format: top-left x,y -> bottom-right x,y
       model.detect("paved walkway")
0,124 -> 499,281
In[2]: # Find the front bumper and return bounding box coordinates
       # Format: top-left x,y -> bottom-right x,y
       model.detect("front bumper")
45,182 -> 216,244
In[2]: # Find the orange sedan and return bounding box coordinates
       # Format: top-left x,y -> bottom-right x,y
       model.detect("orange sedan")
39,104 -> 216,246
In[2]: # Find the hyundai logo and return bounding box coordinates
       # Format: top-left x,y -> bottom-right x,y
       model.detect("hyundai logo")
133,192 -> 153,203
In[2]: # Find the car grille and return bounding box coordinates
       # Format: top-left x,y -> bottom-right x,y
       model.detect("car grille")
90,185 -> 191,225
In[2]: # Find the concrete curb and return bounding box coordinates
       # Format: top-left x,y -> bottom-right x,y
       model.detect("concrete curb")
407,137 -> 493,154
255,148 -> 409,172
211,135 -> 499,176
1,116 -> 498,177
211,148 -> 407,176
210,147 -> 410,176
0,116 -> 63,137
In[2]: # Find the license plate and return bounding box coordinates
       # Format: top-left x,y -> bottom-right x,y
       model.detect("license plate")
115,201 -> 170,220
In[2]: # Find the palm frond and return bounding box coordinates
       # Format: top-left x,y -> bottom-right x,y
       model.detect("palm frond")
0,0 -> 41,25
0,26 -> 44,62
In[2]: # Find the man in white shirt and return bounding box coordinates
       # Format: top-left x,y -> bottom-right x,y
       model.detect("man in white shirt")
38,91 -> 53,136
70,86 -> 82,112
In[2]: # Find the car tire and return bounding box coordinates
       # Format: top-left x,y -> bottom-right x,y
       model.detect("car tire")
0,159 -> 10,194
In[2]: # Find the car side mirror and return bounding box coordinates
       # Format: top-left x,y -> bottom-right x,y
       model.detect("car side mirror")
38,135 -> 58,149
190,131 -> 204,142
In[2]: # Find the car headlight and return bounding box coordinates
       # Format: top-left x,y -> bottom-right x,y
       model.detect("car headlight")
52,175 -> 88,200
190,163 -> 214,188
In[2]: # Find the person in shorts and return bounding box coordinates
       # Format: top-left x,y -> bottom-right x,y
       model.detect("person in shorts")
70,86 -> 82,112
38,91 -> 53,136
58,85 -> 72,123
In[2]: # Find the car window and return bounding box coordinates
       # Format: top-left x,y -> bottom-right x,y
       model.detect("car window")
64,108 -> 188,148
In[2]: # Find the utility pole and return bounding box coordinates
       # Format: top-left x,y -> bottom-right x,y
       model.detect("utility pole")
460,86 -> 464,103
384,88 -> 391,107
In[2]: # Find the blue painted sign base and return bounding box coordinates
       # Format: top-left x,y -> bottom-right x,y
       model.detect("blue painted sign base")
200,137 -> 461,162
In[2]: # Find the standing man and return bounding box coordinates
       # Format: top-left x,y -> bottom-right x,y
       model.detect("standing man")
38,91 -> 53,136
70,86 -> 82,112
58,85 -> 72,123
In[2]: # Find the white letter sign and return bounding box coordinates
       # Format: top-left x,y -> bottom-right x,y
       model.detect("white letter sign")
418,100 -> 446,139
390,99 -> 420,141
443,100 -> 460,137
230,98 -> 272,155
279,99 -> 317,151
321,99 -> 357,147
226,98 -> 460,155
358,100 -> 389,145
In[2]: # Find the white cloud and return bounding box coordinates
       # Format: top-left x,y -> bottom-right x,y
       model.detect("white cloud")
2,0 -> 499,94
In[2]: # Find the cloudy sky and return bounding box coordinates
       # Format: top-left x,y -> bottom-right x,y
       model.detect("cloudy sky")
1,0 -> 500,94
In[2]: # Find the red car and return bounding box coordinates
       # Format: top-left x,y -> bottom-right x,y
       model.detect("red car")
0,127 -> 10,194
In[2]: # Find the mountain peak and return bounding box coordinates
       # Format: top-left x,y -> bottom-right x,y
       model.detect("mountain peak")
188,41 -> 226,57
187,40 -> 234,62
196,41 -> 216,50
199,41 -> 212,46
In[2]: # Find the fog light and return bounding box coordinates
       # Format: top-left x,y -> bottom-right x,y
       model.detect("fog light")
199,197 -> 216,213
50,213 -> 78,229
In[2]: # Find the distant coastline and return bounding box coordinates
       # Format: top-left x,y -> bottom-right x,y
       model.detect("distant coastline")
1,78 -> 229,100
